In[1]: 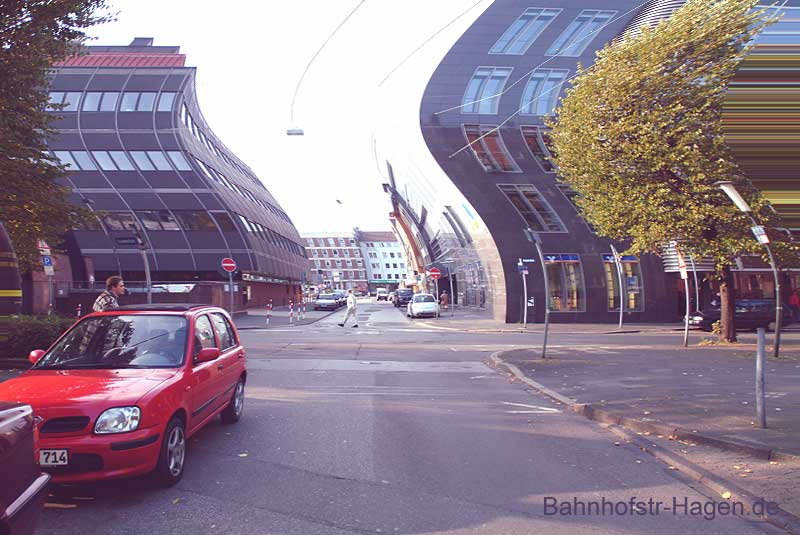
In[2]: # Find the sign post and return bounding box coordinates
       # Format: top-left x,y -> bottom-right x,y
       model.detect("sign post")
429,267 -> 441,318
38,242 -> 54,315
221,257 -> 237,314
518,259 -> 529,327
673,242 -> 690,347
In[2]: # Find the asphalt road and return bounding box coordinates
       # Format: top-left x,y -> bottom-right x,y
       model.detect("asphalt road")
36,301 -> 782,535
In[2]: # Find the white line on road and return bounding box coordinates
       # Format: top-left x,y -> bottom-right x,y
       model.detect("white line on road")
501,401 -> 560,413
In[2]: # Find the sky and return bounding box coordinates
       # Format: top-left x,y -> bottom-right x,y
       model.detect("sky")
84,0 -> 492,234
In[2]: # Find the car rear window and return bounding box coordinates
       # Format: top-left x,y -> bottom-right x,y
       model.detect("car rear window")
414,295 -> 436,303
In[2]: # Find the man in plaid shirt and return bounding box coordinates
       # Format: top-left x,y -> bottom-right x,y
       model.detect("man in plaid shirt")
93,276 -> 125,311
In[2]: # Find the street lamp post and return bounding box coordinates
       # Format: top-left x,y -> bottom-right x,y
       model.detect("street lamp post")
715,181 -> 782,358
524,228 -> 550,359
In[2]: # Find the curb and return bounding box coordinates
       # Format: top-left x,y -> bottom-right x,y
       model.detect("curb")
488,351 -> 800,533
487,352 -> 800,463
418,322 -> 644,335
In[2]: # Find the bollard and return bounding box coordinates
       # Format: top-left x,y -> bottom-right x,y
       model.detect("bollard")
302,302 -> 307,320
265,301 -> 272,326
289,301 -> 294,325
76,303 -> 82,317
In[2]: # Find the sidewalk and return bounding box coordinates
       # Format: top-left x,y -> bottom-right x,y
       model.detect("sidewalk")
419,306 -> 686,334
492,344 -> 800,527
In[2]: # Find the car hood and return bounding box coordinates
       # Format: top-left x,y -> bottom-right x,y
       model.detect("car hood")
0,368 -> 177,413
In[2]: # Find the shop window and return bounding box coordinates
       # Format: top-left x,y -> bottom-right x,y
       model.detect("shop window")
543,254 -> 586,311
603,254 -> 643,312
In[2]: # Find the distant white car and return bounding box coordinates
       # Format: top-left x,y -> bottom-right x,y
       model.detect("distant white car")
407,293 -> 439,318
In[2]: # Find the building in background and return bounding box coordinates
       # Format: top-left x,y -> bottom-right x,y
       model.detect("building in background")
34,38 -> 310,313
377,0 -> 800,324
302,233 -> 367,292
354,230 -> 414,293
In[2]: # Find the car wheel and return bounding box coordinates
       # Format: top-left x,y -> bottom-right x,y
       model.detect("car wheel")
221,377 -> 245,424
153,416 -> 186,487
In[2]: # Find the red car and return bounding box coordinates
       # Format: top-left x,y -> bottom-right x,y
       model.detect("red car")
0,304 -> 246,487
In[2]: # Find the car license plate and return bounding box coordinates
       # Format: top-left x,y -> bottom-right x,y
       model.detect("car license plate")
39,449 -> 69,466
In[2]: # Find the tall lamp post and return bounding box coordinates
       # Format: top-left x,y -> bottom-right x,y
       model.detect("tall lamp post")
715,181 -> 782,358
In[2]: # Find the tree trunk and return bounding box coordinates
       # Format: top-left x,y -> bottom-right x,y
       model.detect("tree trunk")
719,265 -> 736,342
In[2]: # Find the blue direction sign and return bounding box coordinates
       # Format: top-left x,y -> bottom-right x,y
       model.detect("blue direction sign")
521,258 -> 537,263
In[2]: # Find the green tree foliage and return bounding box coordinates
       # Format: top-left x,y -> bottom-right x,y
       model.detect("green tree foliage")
548,0 -> 798,341
0,1 -> 110,273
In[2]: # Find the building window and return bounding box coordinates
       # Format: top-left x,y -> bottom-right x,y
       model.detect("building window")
48,92 -> 83,111
463,125 -> 520,172
544,254 -> 586,311
135,210 -> 180,231
120,92 -> 157,112
82,92 -> 119,112
157,92 -> 176,112
498,184 -> 565,232
174,211 -> 218,231
53,150 -> 97,170
108,151 -> 135,170
546,10 -> 616,57
520,69 -> 568,116
373,274 -> 381,280
603,254 -> 644,312
209,212 -> 236,232
490,8 -> 562,54
167,151 -> 193,171
91,151 -> 119,171
462,67 -> 513,114
146,151 -> 172,170
102,212 -> 138,231
521,125 -> 556,171
130,151 -> 155,171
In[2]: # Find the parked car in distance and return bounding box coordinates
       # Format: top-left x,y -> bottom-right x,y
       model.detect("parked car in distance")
387,291 -> 396,303
0,304 -> 247,487
376,288 -> 389,301
407,293 -> 440,318
689,299 -> 794,332
394,288 -> 414,308
314,294 -> 339,311
0,402 -> 51,535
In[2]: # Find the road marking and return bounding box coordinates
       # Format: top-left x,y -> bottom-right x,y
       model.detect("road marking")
501,401 -> 560,414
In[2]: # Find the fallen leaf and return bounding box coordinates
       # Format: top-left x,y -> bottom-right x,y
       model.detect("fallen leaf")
635,460 -> 642,464
744,469 -> 753,473
668,466 -> 678,470
45,503 -> 77,509
769,461 -> 779,465
238,453 -> 248,458
172,498 -> 182,505
721,491 -> 732,500
733,465 -> 742,470
614,442 -> 620,446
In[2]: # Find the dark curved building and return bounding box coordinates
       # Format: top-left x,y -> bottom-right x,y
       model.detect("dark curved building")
381,0 -> 800,323
43,38 -> 309,308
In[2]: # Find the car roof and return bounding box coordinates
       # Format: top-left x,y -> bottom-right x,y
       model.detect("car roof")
113,304 -> 215,312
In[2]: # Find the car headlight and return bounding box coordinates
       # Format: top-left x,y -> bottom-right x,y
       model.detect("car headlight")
94,407 -> 141,434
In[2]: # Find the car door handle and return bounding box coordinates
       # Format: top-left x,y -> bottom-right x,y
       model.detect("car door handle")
236,351 -> 244,359
217,364 -> 224,371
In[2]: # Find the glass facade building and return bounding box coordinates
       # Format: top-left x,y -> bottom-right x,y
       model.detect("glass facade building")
45,38 -> 309,307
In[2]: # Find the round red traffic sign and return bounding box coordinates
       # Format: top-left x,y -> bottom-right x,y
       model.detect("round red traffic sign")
221,257 -> 237,273
429,267 -> 441,280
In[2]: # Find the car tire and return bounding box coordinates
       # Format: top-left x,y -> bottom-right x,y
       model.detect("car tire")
221,377 -> 245,424
153,416 -> 186,487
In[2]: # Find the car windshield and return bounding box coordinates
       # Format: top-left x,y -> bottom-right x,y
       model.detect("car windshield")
35,315 -> 188,369
414,295 -> 436,303
398,290 -> 413,295
318,295 -> 336,301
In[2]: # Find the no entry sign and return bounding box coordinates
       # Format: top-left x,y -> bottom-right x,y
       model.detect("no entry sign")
429,267 -> 441,280
221,257 -> 237,273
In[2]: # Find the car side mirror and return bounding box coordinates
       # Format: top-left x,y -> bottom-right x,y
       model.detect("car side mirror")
195,347 -> 220,363
28,350 -> 46,365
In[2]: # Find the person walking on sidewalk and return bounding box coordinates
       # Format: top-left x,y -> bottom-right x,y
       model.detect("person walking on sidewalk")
440,290 -> 449,311
338,289 -> 359,328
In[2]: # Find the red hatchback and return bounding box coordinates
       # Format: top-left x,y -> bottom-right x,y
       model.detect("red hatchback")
0,304 -> 246,486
